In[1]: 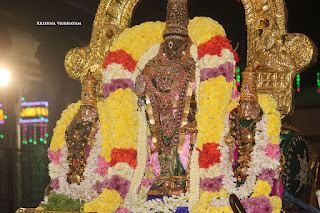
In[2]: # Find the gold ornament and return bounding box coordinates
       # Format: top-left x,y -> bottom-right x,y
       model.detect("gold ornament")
163,0 -> 189,37
241,0 -> 318,118
81,72 -> 97,107
64,0 -> 140,100
240,64 -> 258,102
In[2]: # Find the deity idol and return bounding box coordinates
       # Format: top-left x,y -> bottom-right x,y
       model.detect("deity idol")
38,0 -> 292,212
135,0 -> 197,196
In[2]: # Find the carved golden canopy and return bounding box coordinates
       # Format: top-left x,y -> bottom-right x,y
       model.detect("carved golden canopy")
64,0 -> 317,118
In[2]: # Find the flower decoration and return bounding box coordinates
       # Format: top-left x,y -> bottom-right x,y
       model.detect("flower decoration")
200,175 -> 223,192
107,175 -> 131,199
97,156 -> 109,176
103,49 -> 137,72
198,142 -> 221,168
197,35 -> 239,62
109,148 -> 138,169
48,149 -> 63,164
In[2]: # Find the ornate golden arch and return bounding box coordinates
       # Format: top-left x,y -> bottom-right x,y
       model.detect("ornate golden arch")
64,0 -> 317,118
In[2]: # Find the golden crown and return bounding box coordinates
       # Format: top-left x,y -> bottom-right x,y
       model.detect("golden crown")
81,72 -> 97,107
163,0 -> 189,37
240,65 -> 258,102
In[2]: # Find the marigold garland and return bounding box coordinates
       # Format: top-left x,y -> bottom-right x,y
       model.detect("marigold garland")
196,76 -> 233,150
188,17 -> 226,46
258,94 -> 281,145
197,35 -> 239,62
109,21 -> 165,61
109,148 -> 138,169
100,88 -> 138,161
197,143 -> 221,169
103,49 -> 137,72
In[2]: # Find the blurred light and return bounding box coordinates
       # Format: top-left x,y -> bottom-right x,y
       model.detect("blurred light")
0,134 -> 4,138
0,68 -> 10,87
296,74 -> 301,92
21,97 -> 25,101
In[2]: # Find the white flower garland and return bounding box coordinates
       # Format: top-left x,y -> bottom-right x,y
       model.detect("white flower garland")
134,44 -> 160,79
218,112 -> 279,202
106,162 -> 134,180
124,105 -> 148,206
53,127 -> 104,202
102,63 -> 135,84
125,190 -> 189,213
198,49 -> 236,70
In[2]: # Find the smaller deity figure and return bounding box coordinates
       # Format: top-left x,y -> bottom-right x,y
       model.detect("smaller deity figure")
226,65 -> 263,185
135,0 -> 197,196
65,72 -> 99,184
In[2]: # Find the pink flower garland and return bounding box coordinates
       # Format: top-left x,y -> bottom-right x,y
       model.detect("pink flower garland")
264,143 -> 281,160
97,156 -> 109,176
48,149 -> 63,164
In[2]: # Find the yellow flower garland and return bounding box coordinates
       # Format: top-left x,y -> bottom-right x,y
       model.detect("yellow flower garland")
109,17 -> 226,61
193,94 -> 282,212
188,17 -> 226,46
196,76 -> 233,149
258,94 -> 281,145
81,189 -> 122,213
50,101 -> 81,151
110,21 -> 165,61
99,88 -> 139,162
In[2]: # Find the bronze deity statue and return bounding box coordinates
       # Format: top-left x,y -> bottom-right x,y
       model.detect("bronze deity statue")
135,0 -> 197,196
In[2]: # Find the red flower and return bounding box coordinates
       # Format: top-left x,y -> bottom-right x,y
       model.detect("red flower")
197,143 -> 221,169
103,49 -> 137,72
197,35 -> 239,62
109,148 -> 137,169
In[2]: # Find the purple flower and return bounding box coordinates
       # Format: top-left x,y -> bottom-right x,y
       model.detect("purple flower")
50,179 -> 59,190
257,169 -> 276,188
200,62 -> 235,82
103,79 -> 134,98
200,175 -> 223,192
107,175 -> 130,199
241,196 -> 273,213
92,179 -> 109,194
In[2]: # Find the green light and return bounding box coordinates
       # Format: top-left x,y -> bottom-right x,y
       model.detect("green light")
236,67 -> 240,72
33,141 -> 37,145
21,97 -> 25,101
44,140 -> 47,144
40,116 -> 44,119
40,138 -> 44,142
19,118 -> 22,120
29,139 -> 32,142
0,135 -> 4,138
4,115 -> 7,119
45,133 -> 49,137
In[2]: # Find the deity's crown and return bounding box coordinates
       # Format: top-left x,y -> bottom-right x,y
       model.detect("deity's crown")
81,72 -> 97,107
163,0 -> 189,38
240,65 -> 258,102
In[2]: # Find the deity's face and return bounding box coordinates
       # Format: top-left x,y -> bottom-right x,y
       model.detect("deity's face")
164,36 -> 186,60
240,100 -> 261,120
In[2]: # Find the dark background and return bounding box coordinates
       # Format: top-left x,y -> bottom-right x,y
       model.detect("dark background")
0,0 -> 319,212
